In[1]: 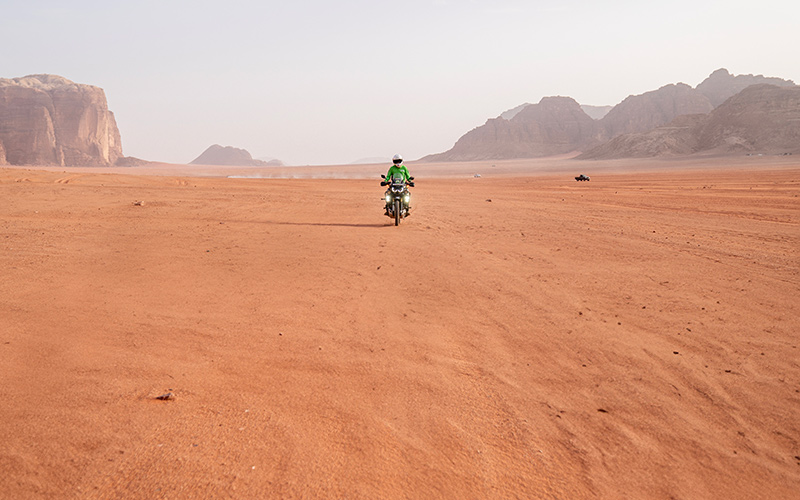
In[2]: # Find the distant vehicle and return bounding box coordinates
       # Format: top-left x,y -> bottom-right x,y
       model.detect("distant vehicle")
575,174 -> 590,181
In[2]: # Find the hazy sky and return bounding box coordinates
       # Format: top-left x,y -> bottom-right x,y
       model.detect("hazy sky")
2,0 -> 798,165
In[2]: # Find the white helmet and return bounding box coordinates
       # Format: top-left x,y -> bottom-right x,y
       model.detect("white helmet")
392,154 -> 403,164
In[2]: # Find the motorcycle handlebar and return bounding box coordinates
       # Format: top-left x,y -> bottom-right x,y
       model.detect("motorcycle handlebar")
380,176 -> 415,187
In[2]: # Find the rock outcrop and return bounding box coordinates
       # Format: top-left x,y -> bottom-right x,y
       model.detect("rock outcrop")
580,84 -> 800,158
256,157 -> 284,166
190,144 -> 271,166
424,82 -> 716,162
695,84 -> 800,153
499,103 -> 531,120
502,103 -> 611,122
597,83 -> 713,140
0,75 -> 123,166
423,97 -> 598,161
696,68 -> 795,108
423,69 -> 798,162
577,114 -> 707,160
114,156 -> 150,167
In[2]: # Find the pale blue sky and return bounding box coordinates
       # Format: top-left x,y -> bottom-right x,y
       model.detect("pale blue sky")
2,0 -> 797,165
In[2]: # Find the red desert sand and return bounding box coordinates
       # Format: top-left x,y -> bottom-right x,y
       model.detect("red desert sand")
1,156 -> 798,498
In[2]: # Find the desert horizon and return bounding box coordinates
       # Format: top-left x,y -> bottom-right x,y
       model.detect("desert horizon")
4,152 -> 798,179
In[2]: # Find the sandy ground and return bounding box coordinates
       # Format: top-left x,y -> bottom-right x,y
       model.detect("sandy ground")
1,158 -> 798,499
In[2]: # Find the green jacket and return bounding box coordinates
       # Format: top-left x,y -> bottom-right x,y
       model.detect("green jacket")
385,164 -> 410,183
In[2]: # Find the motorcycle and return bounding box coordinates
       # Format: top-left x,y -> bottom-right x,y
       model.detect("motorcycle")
380,174 -> 415,226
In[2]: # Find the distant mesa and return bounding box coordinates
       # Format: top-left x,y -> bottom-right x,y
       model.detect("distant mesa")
0,74 -> 125,166
190,145 -> 280,166
114,156 -> 150,167
256,156 -> 285,166
423,69 -> 798,162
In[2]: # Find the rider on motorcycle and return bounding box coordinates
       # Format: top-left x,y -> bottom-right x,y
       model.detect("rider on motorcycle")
384,154 -> 412,215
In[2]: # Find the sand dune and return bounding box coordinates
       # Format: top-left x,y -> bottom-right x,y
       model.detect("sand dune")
1,159 -> 798,498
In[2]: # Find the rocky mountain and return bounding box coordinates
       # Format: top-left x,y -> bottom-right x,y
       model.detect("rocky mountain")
424,69 -> 796,162
423,96 -> 598,161
499,103 -> 531,120
695,84 -> 800,153
0,74 -> 123,166
577,114 -> 707,160
501,103 -> 611,121
696,68 -> 795,108
425,85 -> 708,162
190,144 -> 271,166
579,84 -> 800,159
597,83 -> 714,139
255,156 -> 285,166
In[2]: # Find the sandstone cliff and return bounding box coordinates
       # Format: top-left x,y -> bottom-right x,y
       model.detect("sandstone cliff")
503,104 -> 611,122
499,103 -> 531,120
577,114 -> 706,160
696,68 -> 795,108
597,83 -> 713,140
580,85 -> 800,158
0,75 -> 123,166
423,69 -> 798,162
424,81 -> 715,163
423,97 -> 597,161
190,144 -> 271,166
695,84 -> 800,153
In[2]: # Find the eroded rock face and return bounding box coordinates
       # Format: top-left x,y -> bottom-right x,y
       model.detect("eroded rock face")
0,74 -> 122,166
424,96 -> 597,161
580,84 -> 800,158
696,68 -> 796,108
424,69 -> 797,162
578,114 -> 707,160
597,83 -> 714,140
696,84 -> 800,153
